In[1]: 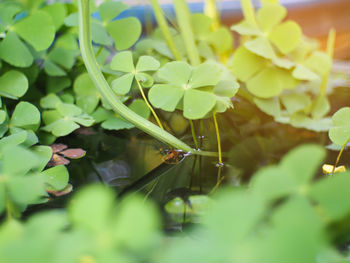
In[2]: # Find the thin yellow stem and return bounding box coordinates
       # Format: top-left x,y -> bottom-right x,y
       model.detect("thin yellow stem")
332,137 -> 350,175
189,120 -> 199,149
135,79 -> 164,130
212,112 -> 222,164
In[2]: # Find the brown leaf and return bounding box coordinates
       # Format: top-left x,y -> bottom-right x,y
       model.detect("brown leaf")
47,184 -> 73,197
75,127 -> 96,135
48,154 -> 70,167
60,148 -> 86,159
50,143 -> 68,153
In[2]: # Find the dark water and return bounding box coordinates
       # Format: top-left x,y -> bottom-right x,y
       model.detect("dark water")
24,74 -> 350,228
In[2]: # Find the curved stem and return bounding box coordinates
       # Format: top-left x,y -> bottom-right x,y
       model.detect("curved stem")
135,78 -> 164,130
77,0 -> 193,153
213,113 -> 222,164
332,137 -> 350,175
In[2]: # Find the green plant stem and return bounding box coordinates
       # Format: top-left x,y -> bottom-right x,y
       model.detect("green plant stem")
189,120 -> 199,149
135,78 -> 164,130
332,137 -> 350,175
204,0 -> 220,29
212,112 -> 222,164
149,0 -> 182,61
77,0 -> 193,153
6,201 -> 13,221
320,28 -> 336,96
240,0 -> 258,27
173,0 -> 201,66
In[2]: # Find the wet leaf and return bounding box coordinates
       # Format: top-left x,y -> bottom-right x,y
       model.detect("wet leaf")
329,107 -> 350,146
10,102 -> 40,131
0,32 -> 33,67
231,46 -> 266,82
106,17 -> 141,50
41,165 -> 69,191
244,36 -> 276,59
41,2 -> 67,30
13,11 -> 55,51
98,1 -> 128,22
149,84 -> 184,112
257,3 -> 286,32
60,149 -> 86,159
0,70 -> 28,99
183,89 -> 216,119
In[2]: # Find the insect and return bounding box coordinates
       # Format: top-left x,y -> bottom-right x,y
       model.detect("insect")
161,149 -> 185,164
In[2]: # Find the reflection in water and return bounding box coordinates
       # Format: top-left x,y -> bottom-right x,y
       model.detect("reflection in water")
93,160 -> 131,187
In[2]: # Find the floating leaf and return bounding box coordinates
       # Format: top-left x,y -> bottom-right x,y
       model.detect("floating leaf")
136,56 -> 160,72
73,73 -> 100,114
13,11 -> 55,51
106,17 -> 141,50
0,70 -> 28,99
98,1 -> 129,22
206,27 -> 233,54
281,94 -> 311,115
244,36 -> 276,59
292,64 -> 319,81
111,73 -> 134,95
69,184 -> 114,231
183,89 -> 216,119
329,107 -> 350,146
253,97 -> 281,117
44,60 -> 66,77
149,61 -> 224,119
257,3 -> 287,32
247,67 -> 285,98
47,47 -> 75,71
191,62 -> 221,88
231,46 -> 266,81
110,52 -> 160,94
231,20 -> 261,36
10,102 -> 40,131
304,51 -> 331,76
0,32 -> 33,67
311,174 -> 350,220
41,165 -> 69,191
269,21 -> 302,54
281,144 -> 325,185
311,95 -> 330,120
41,96 -> 94,137
149,85 -> 184,112
41,3 -> 67,30
157,61 -> 192,86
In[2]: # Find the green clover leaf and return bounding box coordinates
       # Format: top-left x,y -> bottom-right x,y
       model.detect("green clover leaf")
0,145 -> 46,214
191,14 -> 233,55
329,107 -> 350,146
73,73 -> 101,114
232,46 -> 299,98
0,70 -> 28,100
110,51 -> 160,95
41,94 -> 94,137
13,10 -> 55,51
149,61 -> 223,119
10,101 -> 41,131
44,47 -> 76,77
232,2 -> 301,56
92,99 -> 150,131
0,4 -> 56,67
